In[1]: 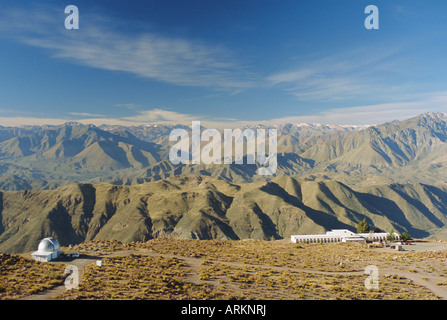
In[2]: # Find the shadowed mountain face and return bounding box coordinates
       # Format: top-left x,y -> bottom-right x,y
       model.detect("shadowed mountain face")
1,174 -> 447,253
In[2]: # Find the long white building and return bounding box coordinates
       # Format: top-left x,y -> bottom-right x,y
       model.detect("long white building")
290,229 -> 400,244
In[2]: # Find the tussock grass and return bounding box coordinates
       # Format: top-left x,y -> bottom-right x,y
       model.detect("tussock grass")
56,254 -> 220,300
0,253 -> 65,300
56,239 -> 444,300
3,239 -> 442,300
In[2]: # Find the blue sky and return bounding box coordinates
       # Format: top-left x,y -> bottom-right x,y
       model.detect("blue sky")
0,0 -> 446,127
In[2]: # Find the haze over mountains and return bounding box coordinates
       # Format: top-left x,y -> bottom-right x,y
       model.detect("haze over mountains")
1,112 -> 447,252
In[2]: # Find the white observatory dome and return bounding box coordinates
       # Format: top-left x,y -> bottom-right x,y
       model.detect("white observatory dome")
37,237 -> 60,252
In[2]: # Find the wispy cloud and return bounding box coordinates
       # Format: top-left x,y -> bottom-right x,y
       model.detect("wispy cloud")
0,6 -> 256,90
68,112 -> 104,117
260,91 -> 447,126
122,109 -> 201,123
266,47 -> 411,103
2,90 -> 446,128
0,117 -> 70,127
120,108 -> 240,128
0,4 -> 444,129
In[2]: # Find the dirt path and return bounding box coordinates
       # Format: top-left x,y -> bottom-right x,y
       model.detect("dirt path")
18,256 -> 100,300
18,284 -> 67,300
18,249 -> 447,300
380,269 -> 447,300
144,251 -> 447,299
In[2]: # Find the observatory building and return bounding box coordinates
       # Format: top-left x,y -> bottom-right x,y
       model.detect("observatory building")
31,237 -> 63,262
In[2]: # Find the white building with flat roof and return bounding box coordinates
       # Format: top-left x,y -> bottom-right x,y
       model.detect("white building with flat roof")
31,237 -> 63,262
291,229 -> 400,244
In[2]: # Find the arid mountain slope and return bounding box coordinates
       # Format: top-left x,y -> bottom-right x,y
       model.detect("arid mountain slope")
1,175 -> 447,253
1,112 -> 447,190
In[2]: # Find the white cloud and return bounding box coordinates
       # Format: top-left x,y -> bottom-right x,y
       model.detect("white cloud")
68,112 -> 104,117
120,109 -> 242,128
0,117 -> 70,127
0,6 -> 444,130
0,6 -> 256,90
260,91 -> 447,126
115,92 -> 444,128
0,108 -> 239,129
122,109 -> 200,123
1,91 -> 446,129
266,46 -> 410,103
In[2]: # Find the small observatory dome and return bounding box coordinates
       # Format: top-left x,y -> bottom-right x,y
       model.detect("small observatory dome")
37,237 -> 60,252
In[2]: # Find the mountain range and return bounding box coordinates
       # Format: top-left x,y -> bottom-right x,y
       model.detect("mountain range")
1,174 -> 447,253
0,112 -> 446,190
1,112 -> 447,252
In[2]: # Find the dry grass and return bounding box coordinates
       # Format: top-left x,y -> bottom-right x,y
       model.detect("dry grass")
55,254 -> 222,300
69,239 -> 132,255
2,239 -> 445,300
55,239 -> 444,300
198,261 -> 436,300
0,253 -> 65,300
137,239 -> 392,272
